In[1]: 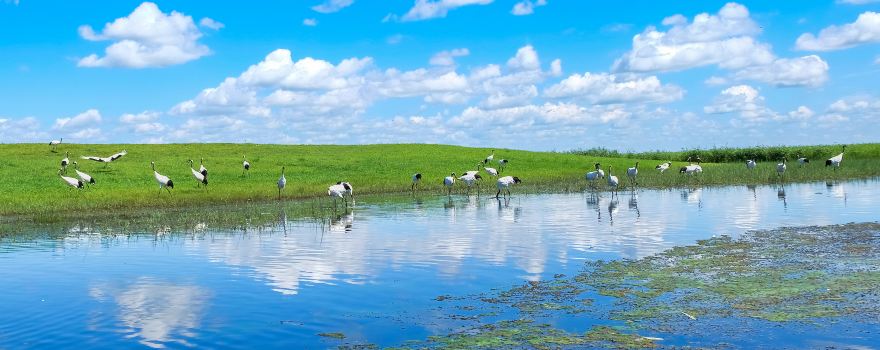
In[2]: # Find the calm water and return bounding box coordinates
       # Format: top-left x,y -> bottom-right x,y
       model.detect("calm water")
1,179 -> 878,349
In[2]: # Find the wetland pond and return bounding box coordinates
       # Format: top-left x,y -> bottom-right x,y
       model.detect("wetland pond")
1,179 -> 879,349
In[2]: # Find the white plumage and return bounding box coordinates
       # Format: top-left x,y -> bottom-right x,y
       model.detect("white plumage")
59,169 -> 83,189
72,162 -> 95,186
277,167 -> 286,199
746,159 -> 757,170
826,145 -> 846,170
481,163 -> 498,177
458,173 -> 483,193
151,161 -> 174,194
495,175 -> 521,198
81,150 -> 127,166
626,162 -> 639,186
49,138 -> 62,152
679,164 -> 703,175
655,162 -> 671,173
199,158 -> 208,178
585,163 -> 603,188
484,150 -> 495,164
776,158 -> 787,179
242,156 -> 251,175
443,173 -> 456,195
606,166 -> 619,196
797,154 -> 809,166
188,160 -> 208,187
60,152 -> 70,172
328,182 -> 352,206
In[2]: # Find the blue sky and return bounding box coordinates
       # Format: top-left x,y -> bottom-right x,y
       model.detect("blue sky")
0,0 -> 878,151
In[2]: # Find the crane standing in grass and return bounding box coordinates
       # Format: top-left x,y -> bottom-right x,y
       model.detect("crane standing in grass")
655,162 -> 671,173
242,156 -> 251,176
151,161 -> 174,195
72,162 -> 95,187
199,158 -> 208,178
797,154 -> 809,167
411,173 -> 422,192
498,159 -> 508,172
826,145 -> 846,170
60,152 -> 70,173
188,160 -> 208,188
49,138 -> 62,152
59,168 -> 83,189
776,157 -> 787,182
277,167 -> 286,199
484,150 -> 495,164
626,162 -> 639,187
746,159 -> 757,170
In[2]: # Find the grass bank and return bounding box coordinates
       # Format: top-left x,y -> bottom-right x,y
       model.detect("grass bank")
1,143 -> 877,218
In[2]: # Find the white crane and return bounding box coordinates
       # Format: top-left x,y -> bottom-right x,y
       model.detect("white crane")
60,152 -> 70,173
498,159 -> 508,172
463,163 -> 482,177
242,156 -> 251,175
796,154 -> 809,166
338,181 -> 354,201
480,163 -> 499,177
607,165 -> 619,197
277,167 -> 286,199
679,164 -> 703,175
151,161 -> 174,195
328,182 -> 351,207
825,145 -> 846,170
443,173 -> 456,196
484,150 -> 495,164
199,158 -> 208,178
458,173 -> 483,194
655,162 -> 671,173
495,175 -> 521,198
585,163 -> 603,189
72,162 -> 95,187
626,161 -> 639,187
59,168 -> 83,189
776,157 -> 787,182
81,150 -> 127,167
746,159 -> 757,170
188,159 -> 208,188
49,138 -> 62,152
411,173 -> 422,192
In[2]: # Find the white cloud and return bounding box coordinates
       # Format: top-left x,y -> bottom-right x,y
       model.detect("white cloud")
303,18 -> 318,26
312,0 -> 354,13
544,72 -> 684,104
71,128 -> 103,139
0,117 -> 47,142
507,45 -> 541,71
54,109 -> 102,130
511,0 -> 546,16
199,17 -> 224,30
77,2 -> 212,68
704,76 -> 728,86
734,55 -> 829,87
400,0 -> 493,22
386,34 -> 404,45
614,3 -> 773,73
796,12 -> 880,51
120,111 -> 160,123
429,48 -> 470,66
549,59 -> 562,77
119,111 -> 166,134
787,106 -> 814,121
704,85 -> 769,119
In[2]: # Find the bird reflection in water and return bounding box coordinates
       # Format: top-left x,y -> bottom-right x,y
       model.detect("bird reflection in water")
586,192 -> 601,222
607,197 -> 619,224
826,181 -> 847,206
746,184 -> 757,201
681,187 -> 703,209
777,185 -> 787,209
496,197 -> 522,222
628,192 -> 640,218
329,211 -> 354,233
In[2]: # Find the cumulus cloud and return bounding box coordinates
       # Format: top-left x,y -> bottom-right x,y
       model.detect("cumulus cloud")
119,111 -> 167,134
429,48 -> 470,66
795,12 -> 880,51
702,85 -> 778,123
544,73 -> 684,104
312,0 -> 354,13
613,3 -> 773,73
303,18 -> 318,26
734,55 -> 829,87
199,17 -> 224,30
54,109 -> 102,130
0,117 -> 47,142
77,2 -> 212,68
400,0 -> 493,22
704,76 -> 728,86
511,0 -> 546,16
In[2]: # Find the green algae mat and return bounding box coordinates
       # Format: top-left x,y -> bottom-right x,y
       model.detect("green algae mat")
329,222 -> 880,349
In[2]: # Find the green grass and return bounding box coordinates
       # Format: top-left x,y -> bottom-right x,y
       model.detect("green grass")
1,143 -> 877,218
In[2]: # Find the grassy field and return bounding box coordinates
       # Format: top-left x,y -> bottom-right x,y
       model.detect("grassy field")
0,143 -> 877,218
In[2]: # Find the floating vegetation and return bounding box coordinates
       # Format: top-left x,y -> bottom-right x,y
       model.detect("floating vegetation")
319,332 -> 347,340
363,222 -> 880,349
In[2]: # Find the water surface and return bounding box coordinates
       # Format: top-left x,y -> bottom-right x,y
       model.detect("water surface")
0,179 -> 877,348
